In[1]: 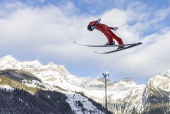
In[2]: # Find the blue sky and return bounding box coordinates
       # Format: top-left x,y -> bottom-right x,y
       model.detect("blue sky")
0,0 -> 170,84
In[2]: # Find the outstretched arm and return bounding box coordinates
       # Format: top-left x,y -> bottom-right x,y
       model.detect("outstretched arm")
109,27 -> 114,29
109,27 -> 118,31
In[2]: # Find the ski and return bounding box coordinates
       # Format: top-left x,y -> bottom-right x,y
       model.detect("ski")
94,42 -> 142,54
73,41 -> 140,47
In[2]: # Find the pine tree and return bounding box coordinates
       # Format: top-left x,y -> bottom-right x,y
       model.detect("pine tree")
131,107 -> 138,114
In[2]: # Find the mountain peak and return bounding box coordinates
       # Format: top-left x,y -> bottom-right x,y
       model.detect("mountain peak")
159,70 -> 170,78
48,62 -> 55,66
114,77 -> 137,87
0,55 -> 18,66
1,55 -> 17,61
116,77 -> 135,83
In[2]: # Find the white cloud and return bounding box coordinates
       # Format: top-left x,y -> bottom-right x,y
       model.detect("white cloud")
0,1 -> 170,83
0,2 -> 95,62
152,8 -> 170,23
126,2 -> 170,35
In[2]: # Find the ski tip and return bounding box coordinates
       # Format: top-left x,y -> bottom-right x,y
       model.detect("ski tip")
138,42 -> 142,45
94,51 -> 101,54
94,51 -> 106,54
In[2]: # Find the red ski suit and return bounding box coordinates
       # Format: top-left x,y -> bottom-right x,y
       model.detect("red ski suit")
89,20 -> 124,45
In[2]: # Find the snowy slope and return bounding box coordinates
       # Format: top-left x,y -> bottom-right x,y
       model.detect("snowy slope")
0,85 -> 14,91
65,92 -> 105,114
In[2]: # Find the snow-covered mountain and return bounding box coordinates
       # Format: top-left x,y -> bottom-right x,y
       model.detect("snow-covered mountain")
0,55 -> 170,114
142,70 -> 170,114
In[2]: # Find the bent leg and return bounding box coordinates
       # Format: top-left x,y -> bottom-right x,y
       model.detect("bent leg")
99,25 -> 115,43
108,28 -> 124,45
103,32 -> 114,43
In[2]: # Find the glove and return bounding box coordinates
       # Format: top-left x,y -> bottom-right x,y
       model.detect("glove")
96,18 -> 101,24
113,27 -> 118,31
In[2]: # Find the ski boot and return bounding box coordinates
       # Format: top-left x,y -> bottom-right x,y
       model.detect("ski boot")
105,42 -> 115,45
117,45 -> 124,49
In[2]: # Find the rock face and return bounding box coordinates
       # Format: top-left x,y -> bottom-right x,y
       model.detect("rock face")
0,55 -> 170,114
143,70 -> 170,114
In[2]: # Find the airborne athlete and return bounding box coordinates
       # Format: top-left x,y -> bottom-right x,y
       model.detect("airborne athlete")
73,18 -> 142,54
87,18 -> 124,49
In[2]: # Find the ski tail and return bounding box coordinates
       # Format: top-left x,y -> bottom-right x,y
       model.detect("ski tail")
94,42 -> 142,54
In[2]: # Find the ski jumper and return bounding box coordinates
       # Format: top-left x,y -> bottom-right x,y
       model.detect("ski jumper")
88,19 -> 124,45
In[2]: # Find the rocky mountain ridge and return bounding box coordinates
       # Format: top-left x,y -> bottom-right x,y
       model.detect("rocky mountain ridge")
0,55 -> 170,114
